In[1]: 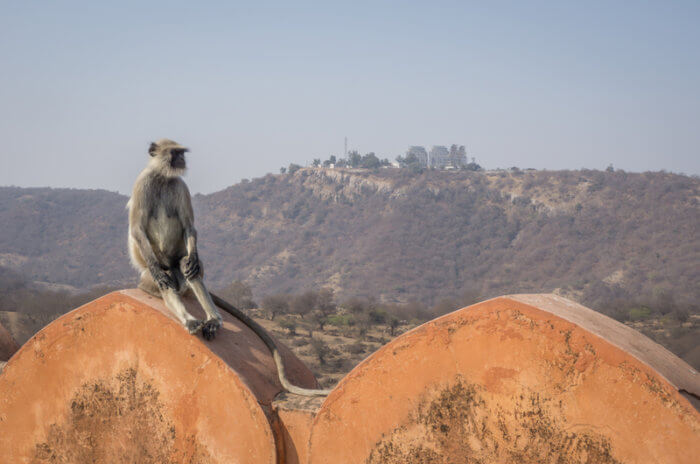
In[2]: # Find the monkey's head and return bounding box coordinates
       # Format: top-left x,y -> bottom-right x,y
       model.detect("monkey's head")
147,139 -> 189,177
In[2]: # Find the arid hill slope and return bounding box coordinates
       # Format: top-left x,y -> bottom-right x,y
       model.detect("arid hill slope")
0,168 -> 697,312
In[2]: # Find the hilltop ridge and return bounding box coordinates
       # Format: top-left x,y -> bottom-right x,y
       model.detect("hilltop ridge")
197,168 -> 698,310
0,168 -> 697,314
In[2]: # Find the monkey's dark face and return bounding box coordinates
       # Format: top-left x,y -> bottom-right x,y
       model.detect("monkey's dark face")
170,148 -> 187,169
147,140 -> 189,177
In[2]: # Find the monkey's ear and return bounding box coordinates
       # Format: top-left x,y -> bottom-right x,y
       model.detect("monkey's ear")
148,142 -> 158,157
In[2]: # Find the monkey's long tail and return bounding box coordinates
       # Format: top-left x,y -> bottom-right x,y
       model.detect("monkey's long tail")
210,292 -> 332,397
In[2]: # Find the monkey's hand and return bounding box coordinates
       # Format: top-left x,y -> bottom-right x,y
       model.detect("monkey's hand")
182,252 -> 201,280
150,265 -> 176,291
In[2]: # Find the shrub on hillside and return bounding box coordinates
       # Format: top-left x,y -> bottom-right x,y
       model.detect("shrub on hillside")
310,337 -> 331,365
344,341 -> 367,355
279,317 -> 298,335
628,307 -> 652,321
327,314 -> 354,327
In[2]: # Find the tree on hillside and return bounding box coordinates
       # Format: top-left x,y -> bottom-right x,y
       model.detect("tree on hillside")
348,151 -> 362,168
342,296 -> 377,339
317,288 -> 336,314
396,152 -> 423,172
291,290 -> 318,319
328,155 -> 337,166
312,158 -> 321,167
280,316 -> 298,335
388,316 -> 400,336
360,153 -> 381,169
218,280 -> 256,310
463,161 -> 482,171
310,288 -> 336,330
344,297 -> 367,317
288,163 -> 302,174
310,337 -> 331,365
262,294 -> 289,321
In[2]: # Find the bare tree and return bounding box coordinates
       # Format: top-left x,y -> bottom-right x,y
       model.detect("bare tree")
388,316 -> 400,336
311,337 -> 331,365
311,288 -> 336,330
291,291 -> 318,319
261,294 -> 289,321
218,280 -> 256,309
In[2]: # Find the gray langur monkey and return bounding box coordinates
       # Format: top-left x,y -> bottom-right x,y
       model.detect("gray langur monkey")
127,139 -> 330,395
127,139 -> 223,340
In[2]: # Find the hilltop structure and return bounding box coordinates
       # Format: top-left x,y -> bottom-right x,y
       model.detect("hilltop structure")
403,144 -> 469,169
429,145 -> 449,167
406,146 -> 428,167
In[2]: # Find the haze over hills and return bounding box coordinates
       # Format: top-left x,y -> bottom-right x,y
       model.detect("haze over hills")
1,168 -> 698,310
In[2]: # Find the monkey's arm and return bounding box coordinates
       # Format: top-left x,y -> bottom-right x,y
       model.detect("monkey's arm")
129,197 -> 176,289
181,226 -> 201,280
177,181 -> 201,280
184,225 -> 197,257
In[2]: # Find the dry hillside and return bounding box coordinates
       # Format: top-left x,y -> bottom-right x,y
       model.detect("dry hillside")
0,167 -> 697,317
195,168 -> 699,314
1,167 -> 698,373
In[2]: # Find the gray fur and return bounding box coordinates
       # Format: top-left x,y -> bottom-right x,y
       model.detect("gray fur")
127,139 -> 222,338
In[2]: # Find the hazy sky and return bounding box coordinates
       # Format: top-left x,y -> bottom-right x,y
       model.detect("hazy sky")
1,1 -> 698,194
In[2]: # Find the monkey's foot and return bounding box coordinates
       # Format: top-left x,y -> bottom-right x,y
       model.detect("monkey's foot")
201,319 -> 221,341
186,319 -> 204,335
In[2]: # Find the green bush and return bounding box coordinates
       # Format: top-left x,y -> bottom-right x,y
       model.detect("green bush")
279,317 -> 298,335
327,314 -> 354,327
628,306 -> 652,321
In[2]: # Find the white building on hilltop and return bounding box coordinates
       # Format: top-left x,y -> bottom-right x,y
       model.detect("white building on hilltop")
429,146 -> 449,168
407,146 -> 428,167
